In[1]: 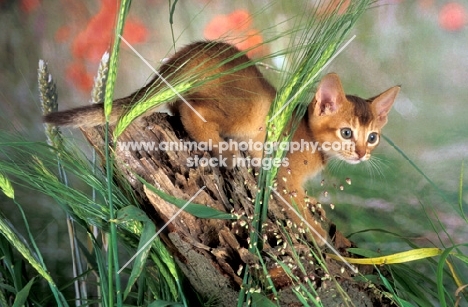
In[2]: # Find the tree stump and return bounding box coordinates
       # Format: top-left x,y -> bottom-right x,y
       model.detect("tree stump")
81,112 -> 395,307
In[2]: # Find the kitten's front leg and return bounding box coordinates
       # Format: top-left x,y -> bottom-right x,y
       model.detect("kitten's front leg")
179,103 -> 239,169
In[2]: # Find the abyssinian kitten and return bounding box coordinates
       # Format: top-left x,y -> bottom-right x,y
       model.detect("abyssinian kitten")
44,41 -> 400,245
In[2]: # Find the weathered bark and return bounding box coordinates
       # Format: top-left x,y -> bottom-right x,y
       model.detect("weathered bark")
81,113 -> 395,306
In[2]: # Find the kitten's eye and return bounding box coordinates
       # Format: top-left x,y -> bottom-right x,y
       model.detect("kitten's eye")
368,132 -> 379,144
340,128 -> 353,139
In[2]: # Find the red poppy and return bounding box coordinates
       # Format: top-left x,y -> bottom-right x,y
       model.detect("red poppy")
204,15 -> 232,40
438,2 -> 467,31
227,9 -> 251,31
57,0 -> 149,92
317,0 -> 350,16
204,9 -> 266,58
20,0 -> 40,13
55,26 -> 71,43
66,62 -> 94,92
123,19 -> 149,44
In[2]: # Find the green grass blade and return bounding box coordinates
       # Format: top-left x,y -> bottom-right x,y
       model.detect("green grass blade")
12,277 -> 35,307
0,235 -> 24,297
168,0 -> 178,50
117,205 -> 153,223
139,176 -> 236,220
123,218 -> 156,299
437,246 -> 456,307
116,206 -> 182,302
0,172 -> 14,199
458,161 -> 466,222
148,300 -> 184,307
148,250 -> 181,302
0,217 -> 67,306
0,285 -> 7,307
452,252 -> 468,263
103,1 -> 133,305
376,268 -> 415,307
103,0 -> 132,118
251,292 -> 278,307
89,236 -> 110,307
390,267 -> 436,307
113,82 -> 192,138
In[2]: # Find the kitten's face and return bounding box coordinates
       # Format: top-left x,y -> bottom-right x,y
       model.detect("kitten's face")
311,95 -> 383,164
309,73 -> 400,165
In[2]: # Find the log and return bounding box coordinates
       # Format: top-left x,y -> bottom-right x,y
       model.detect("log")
81,112 -> 395,307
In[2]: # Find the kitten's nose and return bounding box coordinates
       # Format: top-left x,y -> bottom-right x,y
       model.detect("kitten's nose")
356,147 -> 366,159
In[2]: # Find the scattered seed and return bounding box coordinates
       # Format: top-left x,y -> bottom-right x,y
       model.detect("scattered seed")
237,265 -> 243,275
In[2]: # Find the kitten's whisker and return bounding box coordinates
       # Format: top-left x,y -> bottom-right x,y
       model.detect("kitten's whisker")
365,156 -> 385,180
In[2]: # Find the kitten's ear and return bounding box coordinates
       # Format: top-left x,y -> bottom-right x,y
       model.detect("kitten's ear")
372,86 -> 401,126
313,73 -> 346,116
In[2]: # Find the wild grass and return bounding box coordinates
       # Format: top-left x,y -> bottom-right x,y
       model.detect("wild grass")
0,0 -> 467,306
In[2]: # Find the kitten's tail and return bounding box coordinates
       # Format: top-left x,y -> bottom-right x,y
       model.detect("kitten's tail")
43,99 -> 127,128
